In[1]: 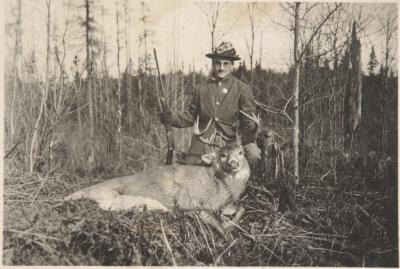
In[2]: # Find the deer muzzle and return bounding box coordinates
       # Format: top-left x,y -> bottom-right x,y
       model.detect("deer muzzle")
229,160 -> 240,172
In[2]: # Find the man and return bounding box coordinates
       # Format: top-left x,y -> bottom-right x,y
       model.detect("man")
160,41 -> 260,164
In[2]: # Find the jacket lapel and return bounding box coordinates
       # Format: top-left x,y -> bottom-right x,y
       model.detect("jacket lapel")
219,76 -> 235,107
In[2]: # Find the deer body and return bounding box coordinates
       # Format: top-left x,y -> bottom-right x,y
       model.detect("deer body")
65,143 -> 250,240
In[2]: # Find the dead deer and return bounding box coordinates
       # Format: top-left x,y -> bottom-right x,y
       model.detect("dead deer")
65,136 -> 250,240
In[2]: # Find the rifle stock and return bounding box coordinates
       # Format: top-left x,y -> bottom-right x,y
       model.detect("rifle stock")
153,48 -> 175,165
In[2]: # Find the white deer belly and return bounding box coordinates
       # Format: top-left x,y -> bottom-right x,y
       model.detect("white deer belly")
92,191 -> 169,211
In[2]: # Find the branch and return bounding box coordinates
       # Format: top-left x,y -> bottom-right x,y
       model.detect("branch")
298,3 -> 342,62
256,100 -> 293,125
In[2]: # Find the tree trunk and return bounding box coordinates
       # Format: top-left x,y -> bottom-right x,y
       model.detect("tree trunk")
124,0 -> 132,134
29,0 -> 51,172
85,0 -> 94,138
116,1 -> 122,162
138,76 -> 145,156
380,17 -> 392,157
293,2 -> 300,185
10,0 -> 22,142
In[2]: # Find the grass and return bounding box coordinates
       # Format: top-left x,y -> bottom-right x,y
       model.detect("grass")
2,154 -> 398,266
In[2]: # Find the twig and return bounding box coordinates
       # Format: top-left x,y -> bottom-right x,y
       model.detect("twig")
160,219 -> 177,266
303,231 -> 346,238
307,245 -> 354,256
320,170 -> 332,181
4,140 -> 21,159
267,237 -> 278,266
260,242 -> 286,264
356,203 -> 386,231
194,214 -> 214,262
214,239 -> 237,265
7,228 -> 63,242
63,257 -> 73,266
32,240 -> 57,255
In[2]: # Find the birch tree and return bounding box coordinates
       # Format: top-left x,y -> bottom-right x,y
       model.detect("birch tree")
280,3 -> 341,184
29,0 -> 52,172
292,3 -> 301,185
116,0 -> 122,162
196,1 -> 227,51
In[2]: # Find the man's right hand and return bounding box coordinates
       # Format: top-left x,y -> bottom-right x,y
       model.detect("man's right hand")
160,111 -> 173,125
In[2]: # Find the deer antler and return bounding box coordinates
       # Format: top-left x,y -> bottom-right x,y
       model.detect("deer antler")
238,110 -> 260,129
194,116 -> 222,149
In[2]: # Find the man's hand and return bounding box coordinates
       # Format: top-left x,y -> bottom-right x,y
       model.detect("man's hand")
243,142 -> 261,161
159,111 -> 173,125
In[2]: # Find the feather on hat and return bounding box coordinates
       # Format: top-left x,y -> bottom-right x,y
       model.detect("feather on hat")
206,42 -> 241,61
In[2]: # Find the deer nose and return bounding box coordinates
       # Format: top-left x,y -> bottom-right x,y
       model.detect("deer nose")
229,160 -> 239,170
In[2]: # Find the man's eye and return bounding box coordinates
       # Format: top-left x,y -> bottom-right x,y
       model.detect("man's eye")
238,151 -> 243,155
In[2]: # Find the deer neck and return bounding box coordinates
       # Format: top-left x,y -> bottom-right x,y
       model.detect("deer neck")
209,164 -> 250,202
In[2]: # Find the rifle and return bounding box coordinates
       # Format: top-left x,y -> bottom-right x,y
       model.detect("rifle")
153,48 -> 175,165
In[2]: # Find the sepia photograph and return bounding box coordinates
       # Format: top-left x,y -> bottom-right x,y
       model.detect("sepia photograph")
2,0 -> 398,266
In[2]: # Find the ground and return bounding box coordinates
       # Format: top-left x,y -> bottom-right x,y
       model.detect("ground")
2,155 -> 398,266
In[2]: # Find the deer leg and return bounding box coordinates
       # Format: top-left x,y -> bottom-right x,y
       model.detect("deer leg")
221,203 -> 238,215
199,211 -> 232,241
223,206 -> 245,232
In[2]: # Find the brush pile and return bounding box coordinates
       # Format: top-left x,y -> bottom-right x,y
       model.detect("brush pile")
3,153 -> 398,266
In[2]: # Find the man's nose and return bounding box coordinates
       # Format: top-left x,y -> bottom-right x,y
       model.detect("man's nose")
217,65 -> 225,71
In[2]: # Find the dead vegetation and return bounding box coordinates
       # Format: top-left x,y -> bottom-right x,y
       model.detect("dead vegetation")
3,152 -> 397,266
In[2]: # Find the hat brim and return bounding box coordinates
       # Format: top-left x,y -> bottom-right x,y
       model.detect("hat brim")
205,53 -> 241,61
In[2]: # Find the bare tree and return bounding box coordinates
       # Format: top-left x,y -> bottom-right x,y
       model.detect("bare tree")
281,3 -> 342,184
196,2 -> 227,51
47,0 -> 76,170
29,0 -> 52,172
379,6 -> 397,156
100,5 -> 110,134
246,2 -> 256,84
292,2 -> 301,185
138,1 -> 152,72
10,0 -> 23,142
116,0 -> 123,162
84,0 -> 95,138
124,0 -> 133,133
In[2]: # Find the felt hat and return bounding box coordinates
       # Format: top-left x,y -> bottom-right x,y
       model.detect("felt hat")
206,41 -> 241,61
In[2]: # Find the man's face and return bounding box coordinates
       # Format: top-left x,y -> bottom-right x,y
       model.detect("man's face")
212,58 -> 233,79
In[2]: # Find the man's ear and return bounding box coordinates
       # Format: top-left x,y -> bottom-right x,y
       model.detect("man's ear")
201,152 -> 217,165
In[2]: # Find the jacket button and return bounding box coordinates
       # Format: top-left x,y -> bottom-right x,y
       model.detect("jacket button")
215,118 -> 219,122
216,101 -> 220,106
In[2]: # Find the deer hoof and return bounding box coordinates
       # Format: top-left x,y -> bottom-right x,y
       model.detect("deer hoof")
224,230 -> 235,242
222,221 -> 236,231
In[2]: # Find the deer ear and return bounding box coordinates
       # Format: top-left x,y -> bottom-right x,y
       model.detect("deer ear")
201,152 -> 217,165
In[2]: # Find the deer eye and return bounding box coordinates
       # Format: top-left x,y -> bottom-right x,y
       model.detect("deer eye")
220,153 -> 227,158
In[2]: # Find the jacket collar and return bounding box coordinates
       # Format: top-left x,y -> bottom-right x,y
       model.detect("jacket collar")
209,73 -> 232,83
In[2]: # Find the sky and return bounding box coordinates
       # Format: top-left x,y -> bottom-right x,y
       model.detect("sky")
3,0 -> 398,79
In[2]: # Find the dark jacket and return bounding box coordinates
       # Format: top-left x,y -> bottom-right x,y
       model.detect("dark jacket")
171,75 -> 258,155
